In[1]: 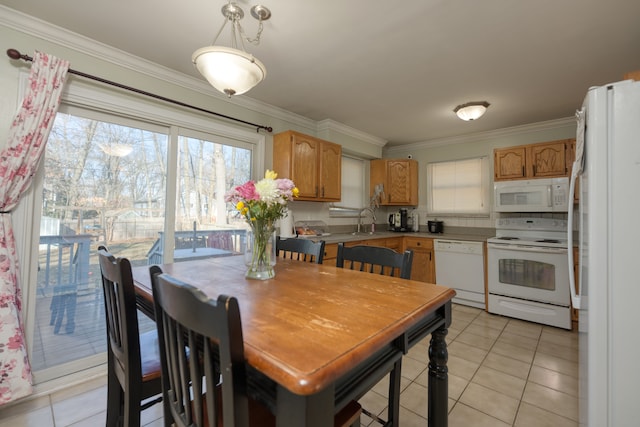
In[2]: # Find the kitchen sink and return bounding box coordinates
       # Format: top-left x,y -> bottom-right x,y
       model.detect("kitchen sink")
351,231 -> 377,236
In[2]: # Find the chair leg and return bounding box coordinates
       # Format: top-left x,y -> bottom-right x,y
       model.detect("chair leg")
106,369 -> 123,427
49,295 -> 61,328
162,397 -> 173,427
123,396 -> 141,427
387,358 -> 402,426
64,293 -> 77,334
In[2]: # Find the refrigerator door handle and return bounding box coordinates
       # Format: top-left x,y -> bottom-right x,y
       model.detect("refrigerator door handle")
567,165 -> 581,309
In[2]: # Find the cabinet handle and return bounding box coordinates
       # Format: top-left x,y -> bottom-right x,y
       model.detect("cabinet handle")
315,186 -> 318,197
322,187 -> 325,197
417,242 -> 421,246
522,166 -> 525,176
533,165 -> 536,175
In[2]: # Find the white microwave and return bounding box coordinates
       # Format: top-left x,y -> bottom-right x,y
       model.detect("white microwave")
494,177 -> 569,212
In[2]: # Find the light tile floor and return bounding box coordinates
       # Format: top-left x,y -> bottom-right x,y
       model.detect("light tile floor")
0,304 -> 579,426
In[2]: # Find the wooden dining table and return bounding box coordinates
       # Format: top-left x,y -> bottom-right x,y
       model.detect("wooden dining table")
131,255 -> 455,427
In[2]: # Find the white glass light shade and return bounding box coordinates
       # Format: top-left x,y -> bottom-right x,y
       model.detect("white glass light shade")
192,46 -> 266,96
454,102 -> 490,121
98,143 -> 133,157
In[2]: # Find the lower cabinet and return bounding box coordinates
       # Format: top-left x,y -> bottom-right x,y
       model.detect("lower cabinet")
403,237 -> 435,283
322,237 -> 436,284
323,243 -> 338,263
344,237 -> 400,248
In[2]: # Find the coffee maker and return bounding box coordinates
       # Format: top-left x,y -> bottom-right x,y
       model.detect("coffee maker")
388,208 -> 409,231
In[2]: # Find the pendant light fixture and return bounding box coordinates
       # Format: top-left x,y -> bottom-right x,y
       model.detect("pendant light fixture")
454,101 -> 490,121
193,2 -> 271,97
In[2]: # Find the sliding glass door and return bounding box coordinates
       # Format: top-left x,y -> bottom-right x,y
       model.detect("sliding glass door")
30,102 -> 259,383
33,109 -> 169,380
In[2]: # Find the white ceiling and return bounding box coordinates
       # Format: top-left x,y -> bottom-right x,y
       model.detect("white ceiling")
2,0 -> 640,146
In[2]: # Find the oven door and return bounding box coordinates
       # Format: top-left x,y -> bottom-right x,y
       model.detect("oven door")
487,243 -> 570,306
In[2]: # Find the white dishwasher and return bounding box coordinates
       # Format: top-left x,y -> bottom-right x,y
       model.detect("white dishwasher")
434,239 -> 485,309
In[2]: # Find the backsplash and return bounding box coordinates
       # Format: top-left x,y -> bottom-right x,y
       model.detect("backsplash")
286,201 -> 569,235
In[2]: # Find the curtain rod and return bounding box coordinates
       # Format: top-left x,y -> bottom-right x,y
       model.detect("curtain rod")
6,48 -> 273,133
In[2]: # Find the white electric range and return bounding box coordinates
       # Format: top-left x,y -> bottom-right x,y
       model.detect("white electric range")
486,217 -> 571,329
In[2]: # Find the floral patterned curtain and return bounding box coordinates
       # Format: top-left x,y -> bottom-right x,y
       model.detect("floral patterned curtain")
0,51 -> 69,405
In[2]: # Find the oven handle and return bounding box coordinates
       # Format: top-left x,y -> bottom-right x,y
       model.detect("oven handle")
487,243 -> 567,254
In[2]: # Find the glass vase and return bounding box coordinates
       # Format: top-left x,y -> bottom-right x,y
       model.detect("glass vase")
244,226 -> 276,280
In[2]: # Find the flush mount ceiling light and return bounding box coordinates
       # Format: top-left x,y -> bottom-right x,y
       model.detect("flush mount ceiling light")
192,2 -> 271,97
454,101 -> 490,121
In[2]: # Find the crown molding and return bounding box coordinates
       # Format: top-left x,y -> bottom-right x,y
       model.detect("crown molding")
385,117 -> 575,154
317,119 -> 387,147
0,5 -> 317,131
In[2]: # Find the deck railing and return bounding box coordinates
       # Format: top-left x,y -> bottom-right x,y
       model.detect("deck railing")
38,234 -> 93,334
146,228 -> 247,264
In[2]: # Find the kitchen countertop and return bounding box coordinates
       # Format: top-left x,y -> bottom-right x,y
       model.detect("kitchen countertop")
292,227 -> 494,245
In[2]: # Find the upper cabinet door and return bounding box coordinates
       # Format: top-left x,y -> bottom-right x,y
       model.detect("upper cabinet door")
290,135 -> 319,198
528,141 -> 568,178
319,142 -> 341,200
273,130 -> 341,202
494,147 -> 527,180
387,160 -> 413,204
370,159 -> 418,206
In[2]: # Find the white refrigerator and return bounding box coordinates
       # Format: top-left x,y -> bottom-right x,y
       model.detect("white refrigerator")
568,79 -> 640,426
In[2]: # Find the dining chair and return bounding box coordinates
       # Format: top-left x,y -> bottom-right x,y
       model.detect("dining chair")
336,243 -> 414,426
275,237 -> 326,264
336,243 -> 413,279
149,266 -> 362,427
97,246 -> 162,427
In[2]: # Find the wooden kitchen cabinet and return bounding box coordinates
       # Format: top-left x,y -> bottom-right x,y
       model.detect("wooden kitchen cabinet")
494,146 -> 527,180
494,139 -> 575,181
344,237 -> 401,250
273,130 -> 341,201
323,243 -> 338,262
403,237 -> 435,283
529,140 -> 570,178
370,159 -> 418,206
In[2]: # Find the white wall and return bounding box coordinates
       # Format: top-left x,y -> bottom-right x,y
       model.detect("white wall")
384,118 -> 576,229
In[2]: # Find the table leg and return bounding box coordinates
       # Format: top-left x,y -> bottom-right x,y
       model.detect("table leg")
428,326 -> 448,427
276,384 -> 334,427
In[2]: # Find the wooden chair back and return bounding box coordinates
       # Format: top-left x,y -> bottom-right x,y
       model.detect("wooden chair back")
336,243 -> 413,279
276,237 -> 325,264
97,246 -> 162,427
150,266 -> 254,427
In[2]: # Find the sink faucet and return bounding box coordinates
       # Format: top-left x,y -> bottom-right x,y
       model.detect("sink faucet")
359,207 -> 377,233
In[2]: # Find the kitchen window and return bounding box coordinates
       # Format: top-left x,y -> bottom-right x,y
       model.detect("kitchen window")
338,155 -> 366,209
427,156 -> 489,216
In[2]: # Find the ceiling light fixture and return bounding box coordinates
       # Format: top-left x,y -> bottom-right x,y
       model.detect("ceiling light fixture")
98,143 -> 133,157
192,2 -> 271,97
454,101 -> 490,121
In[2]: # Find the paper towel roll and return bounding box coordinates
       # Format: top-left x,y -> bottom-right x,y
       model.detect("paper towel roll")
279,210 -> 295,238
